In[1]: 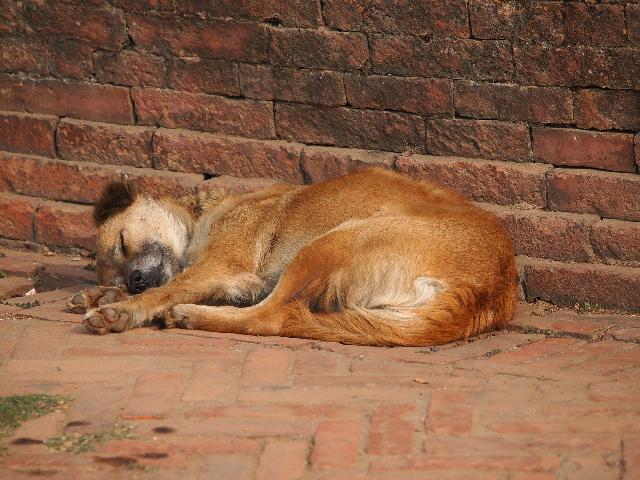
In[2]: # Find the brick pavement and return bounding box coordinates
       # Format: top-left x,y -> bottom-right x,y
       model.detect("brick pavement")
0,247 -> 639,479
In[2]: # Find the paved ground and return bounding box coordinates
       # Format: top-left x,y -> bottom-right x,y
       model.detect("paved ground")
0,247 -> 639,479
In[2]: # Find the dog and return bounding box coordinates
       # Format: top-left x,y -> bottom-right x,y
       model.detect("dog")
78,168 -> 516,346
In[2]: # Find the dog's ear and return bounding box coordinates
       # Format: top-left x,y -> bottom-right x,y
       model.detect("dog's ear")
94,181 -> 139,226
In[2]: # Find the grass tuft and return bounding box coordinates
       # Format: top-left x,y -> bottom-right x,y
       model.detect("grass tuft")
45,424 -> 136,454
0,394 -> 68,436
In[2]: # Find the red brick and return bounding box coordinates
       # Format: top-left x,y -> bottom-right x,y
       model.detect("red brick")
482,205 -> 596,262
22,0 -> 126,49
132,87 -> 275,139
257,439 -> 309,480
176,0 -> 322,28
574,89 -> 640,131
270,29 -> 368,71
57,119 -> 154,168
46,39 -> 94,80
168,57 -> 239,96
120,167 -> 202,199
0,112 -> 57,157
153,128 -> 303,183
468,0 -> 522,39
182,360 -> 242,403
198,176 -> 284,198
367,404 -> 418,455
637,134 -> 640,171
241,349 -> 292,387
533,127 -> 635,173
426,118 -> 531,162
302,146 -> 395,183
123,370 -> 183,420
128,14 -> 269,63
311,420 -> 363,468
523,258 -> 640,312
94,50 -> 166,87
0,0 -> 20,35
547,169 -> 640,221
276,103 -> 424,152
427,390 -> 475,435
324,0 -> 468,37
0,193 -> 38,241
0,75 -> 133,124
240,65 -> 345,106
397,154 -> 550,207
0,154 -> 120,204
515,44 -> 640,89
34,201 -> 96,250
110,0 -> 174,12
345,74 -> 452,115
591,220 -> 640,264
472,1 -> 627,47
0,36 -> 48,75
0,276 -> 36,300
455,82 -> 572,124
371,36 -> 513,81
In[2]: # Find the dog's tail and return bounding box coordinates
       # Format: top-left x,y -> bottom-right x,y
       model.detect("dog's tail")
276,280 -> 517,347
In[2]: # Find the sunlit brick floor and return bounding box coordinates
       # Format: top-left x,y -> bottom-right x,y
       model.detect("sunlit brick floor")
0,247 -> 639,479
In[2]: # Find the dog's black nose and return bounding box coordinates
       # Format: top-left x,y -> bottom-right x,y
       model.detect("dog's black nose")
128,270 -> 148,293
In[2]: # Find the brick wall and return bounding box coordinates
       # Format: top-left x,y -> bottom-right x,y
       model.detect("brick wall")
0,1 -> 639,312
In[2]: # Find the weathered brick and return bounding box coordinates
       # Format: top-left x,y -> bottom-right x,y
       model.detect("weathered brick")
469,0 -> 522,39
455,82 -> 572,124
637,134 -> 640,171
0,193 -> 39,241
46,39 -> 94,80
0,112 -> 57,157
132,87 -> 275,139
241,349 -> 292,387
34,201 -> 96,250
425,118 -> 531,162
311,420 -> 363,468
367,404 -> 418,455
270,29 -> 368,71
120,168 -> 201,199
523,258 -> 640,312
57,119 -> 154,168
302,146 -> 395,183
533,128 -> 636,173
324,0 -> 468,37
176,0 -> 321,27
574,89 -> 640,131
427,390 -> 475,435
371,36 -> 513,81
345,75 -> 452,115
591,220 -> 640,264
547,169 -> 640,221
240,65 -> 345,107
110,0 -> 174,12
515,44 -> 640,89
630,5 -> 640,44
471,1 -> 627,47
397,155 -> 550,207
257,439 -> 309,480
123,371 -> 183,419
22,0 -> 126,49
481,205 -> 596,262
94,50 -> 166,87
168,58 -> 239,96
276,103 -> 424,152
0,154 -> 120,204
153,128 -> 304,183
0,0 -> 21,35
0,75 -> 133,124
0,36 -> 48,75
128,14 -> 269,63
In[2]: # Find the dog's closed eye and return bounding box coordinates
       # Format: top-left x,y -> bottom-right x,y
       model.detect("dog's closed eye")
120,230 -> 128,257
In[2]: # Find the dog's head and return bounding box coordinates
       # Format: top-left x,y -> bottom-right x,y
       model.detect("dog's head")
94,181 -> 191,293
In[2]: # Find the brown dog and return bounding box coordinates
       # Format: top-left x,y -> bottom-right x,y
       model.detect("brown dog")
81,168 -> 516,346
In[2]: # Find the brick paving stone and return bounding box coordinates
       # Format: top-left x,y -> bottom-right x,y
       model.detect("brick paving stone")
0,276 -> 36,299
0,246 -> 639,479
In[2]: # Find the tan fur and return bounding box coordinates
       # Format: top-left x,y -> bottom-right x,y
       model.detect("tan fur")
83,168 -> 517,346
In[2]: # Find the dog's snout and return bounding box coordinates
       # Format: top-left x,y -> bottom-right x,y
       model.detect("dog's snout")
128,270 -> 148,294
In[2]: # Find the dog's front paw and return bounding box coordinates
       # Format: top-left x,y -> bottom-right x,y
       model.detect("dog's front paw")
82,301 -> 145,335
67,286 -> 129,314
165,304 -> 199,330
